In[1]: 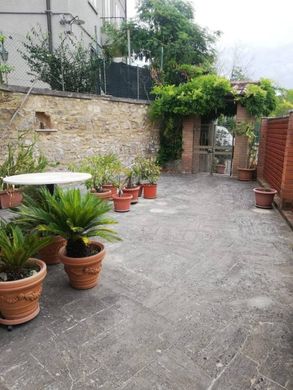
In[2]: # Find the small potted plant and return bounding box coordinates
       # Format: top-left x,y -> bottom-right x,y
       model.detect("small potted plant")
143,159 -> 161,199
0,137 -> 48,208
112,169 -> 133,212
235,122 -> 257,181
101,154 -> 123,198
31,187 -> 120,289
253,186 -> 277,208
0,222 -> 51,326
215,156 -> 226,174
123,167 -> 140,204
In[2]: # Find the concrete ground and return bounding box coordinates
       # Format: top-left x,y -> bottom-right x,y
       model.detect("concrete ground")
0,174 -> 292,390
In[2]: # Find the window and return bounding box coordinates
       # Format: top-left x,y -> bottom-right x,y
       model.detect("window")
104,0 -> 111,17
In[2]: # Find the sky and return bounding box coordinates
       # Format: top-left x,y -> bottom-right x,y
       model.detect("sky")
127,0 -> 293,88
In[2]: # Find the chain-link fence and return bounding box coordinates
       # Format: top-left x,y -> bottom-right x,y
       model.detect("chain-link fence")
0,31 -> 153,101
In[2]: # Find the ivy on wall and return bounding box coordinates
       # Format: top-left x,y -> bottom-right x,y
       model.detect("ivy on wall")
149,75 -> 276,165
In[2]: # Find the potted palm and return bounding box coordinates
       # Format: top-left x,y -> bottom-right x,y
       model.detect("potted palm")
0,222 -> 51,326
14,187 -> 66,265
143,159 -> 161,199
123,167 -> 140,204
30,187 -> 120,289
112,170 -> 133,212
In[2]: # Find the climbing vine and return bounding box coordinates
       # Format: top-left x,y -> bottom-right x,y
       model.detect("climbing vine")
149,75 -> 276,165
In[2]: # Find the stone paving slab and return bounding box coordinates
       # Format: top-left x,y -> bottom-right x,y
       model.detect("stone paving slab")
0,174 -> 292,390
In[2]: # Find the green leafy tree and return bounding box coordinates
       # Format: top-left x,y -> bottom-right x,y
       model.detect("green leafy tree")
20,26 -> 100,93
103,0 -> 219,84
273,88 -> 293,116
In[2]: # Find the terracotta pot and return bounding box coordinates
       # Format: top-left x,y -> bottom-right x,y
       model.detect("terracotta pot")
237,168 -> 255,181
38,236 -> 66,265
102,184 -> 117,197
0,189 -> 23,209
123,186 -> 140,204
91,189 -> 112,200
216,164 -> 225,174
0,259 -> 47,325
59,241 -> 105,290
143,183 -> 157,199
112,193 -> 132,212
253,187 -> 277,209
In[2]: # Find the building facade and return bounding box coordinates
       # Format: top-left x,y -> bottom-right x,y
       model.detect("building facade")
0,0 -> 126,87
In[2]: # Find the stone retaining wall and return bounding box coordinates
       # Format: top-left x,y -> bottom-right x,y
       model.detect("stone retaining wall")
0,86 -> 159,167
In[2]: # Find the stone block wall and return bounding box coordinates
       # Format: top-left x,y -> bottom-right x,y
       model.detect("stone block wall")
0,87 -> 159,168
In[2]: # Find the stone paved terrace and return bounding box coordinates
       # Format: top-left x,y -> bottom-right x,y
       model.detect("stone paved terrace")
0,174 -> 292,390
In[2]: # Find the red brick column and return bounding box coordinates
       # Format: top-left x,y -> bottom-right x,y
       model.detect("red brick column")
182,116 -> 200,173
192,118 -> 201,173
257,118 -> 268,180
232,135 -> 249,176
280,112 -> 293,209
232,103 -> 254,176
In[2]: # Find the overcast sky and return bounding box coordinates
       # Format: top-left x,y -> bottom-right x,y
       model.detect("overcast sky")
127,0 -> 293,87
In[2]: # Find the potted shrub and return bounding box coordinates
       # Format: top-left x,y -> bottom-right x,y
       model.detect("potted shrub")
235,122 -> 257,181
69,156 -> 112,201
143,159 -> 161,199
0,222 -> 51,326
14,187 -> 66,265
0,137 -> 48,208
31,187 -> 120,289
101,154 -> 123,197
215,156 -> 226,174
253,187 -> 277,208
123,167 -> 140,204
112,170 -> 133,212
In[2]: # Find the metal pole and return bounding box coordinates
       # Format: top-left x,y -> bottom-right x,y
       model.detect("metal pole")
160,46 -> 164,71
45,0 -> 53,53
127,28 -> 131,65
137,66 -> 139,100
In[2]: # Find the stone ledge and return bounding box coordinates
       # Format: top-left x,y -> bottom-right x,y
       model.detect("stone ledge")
0,84 -> 151,105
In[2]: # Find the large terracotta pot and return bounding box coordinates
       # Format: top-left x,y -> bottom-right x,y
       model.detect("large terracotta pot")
123,186 -> 140,204
59,241 -> 105,290
112,193 -> 132,212
253,187 -> 277,209
38,236 -> 66,265
143,183 -> 157,199
0,189 -> 23,209
216,164 -> 225,174
102,184 -> 117,197
0,259 -> 47,325
91,189 -> 112,201
237,168 -> 255,181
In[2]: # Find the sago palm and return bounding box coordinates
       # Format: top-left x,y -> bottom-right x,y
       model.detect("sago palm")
16,187 -> 120,258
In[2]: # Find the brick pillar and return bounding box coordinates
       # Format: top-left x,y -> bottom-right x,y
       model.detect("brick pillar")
257,118 -> 268,180
182,116 -> 200,173
280,112 -> 293,209
232,103 -> 254,176
192,117 -> 201,173
232,135 -> 249,176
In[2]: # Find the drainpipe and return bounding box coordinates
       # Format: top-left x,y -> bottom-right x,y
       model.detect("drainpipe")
45,0 -> 53,53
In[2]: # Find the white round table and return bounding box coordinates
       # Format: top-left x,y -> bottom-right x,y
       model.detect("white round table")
3,172 -> 92,193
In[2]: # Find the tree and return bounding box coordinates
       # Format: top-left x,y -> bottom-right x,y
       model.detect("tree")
273,88 -> 293,116
20,27 -> 100,93
103,0 -> 219,84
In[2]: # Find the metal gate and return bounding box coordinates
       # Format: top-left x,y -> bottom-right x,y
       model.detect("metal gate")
193,122 -> 234,174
